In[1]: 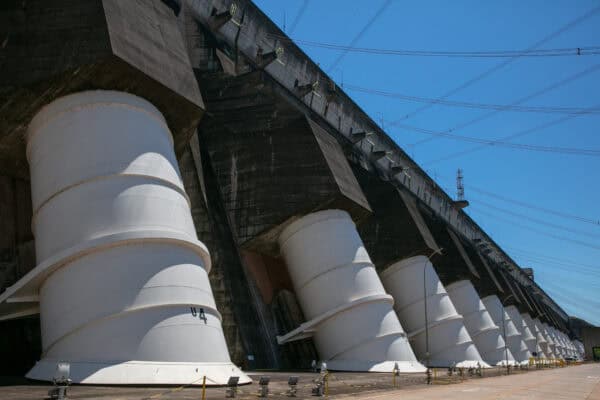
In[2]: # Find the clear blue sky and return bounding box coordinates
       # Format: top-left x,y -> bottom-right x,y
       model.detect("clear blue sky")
253,0 -> 600,326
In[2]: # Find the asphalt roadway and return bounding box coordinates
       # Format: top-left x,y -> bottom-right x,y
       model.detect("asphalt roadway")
1,363 -> 598,399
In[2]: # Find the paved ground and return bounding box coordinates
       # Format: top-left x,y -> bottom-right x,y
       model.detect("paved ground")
1,364 -> 598,399
344,363 -> 600,400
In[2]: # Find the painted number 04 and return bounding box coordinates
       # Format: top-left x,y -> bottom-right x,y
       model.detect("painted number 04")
190,307 -> 208,323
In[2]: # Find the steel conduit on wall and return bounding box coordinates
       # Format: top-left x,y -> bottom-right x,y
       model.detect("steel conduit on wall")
380,256 -> 488,368
482,296 -> 529,365
278,210 -> 425,372
446,280 -> 516,366
25,91 -> 248,385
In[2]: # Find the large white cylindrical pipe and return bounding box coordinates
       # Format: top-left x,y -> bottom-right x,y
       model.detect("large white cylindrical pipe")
521,313 -> 546,358
565,336 -> 577,358
481,296 -> 527,365
558,330 -> 570,359
278,210 -> 425,372
510,309 -> 537,357
548,327 -> 565,359
503,305 -> 533,363
446,280 -> 515,366
25,91 -> 248,385
532,318 -> 552,358
380,256 -> 488,368
541,323 -> 557,357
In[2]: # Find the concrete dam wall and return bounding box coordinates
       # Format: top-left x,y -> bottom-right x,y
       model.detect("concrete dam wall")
0,0 -> 582,383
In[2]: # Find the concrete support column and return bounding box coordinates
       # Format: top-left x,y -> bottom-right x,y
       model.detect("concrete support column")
278,210 -> 425,372
482,296 -> 530,364
25,91 -> 248,385
446,280 -> 516,366
381,256 -> 488,368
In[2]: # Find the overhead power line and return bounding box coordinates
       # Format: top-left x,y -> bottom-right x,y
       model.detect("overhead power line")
345,83 -> 600,114
505,246 -> 600,270
287,1 -> 308,35
406,61 -> 600,147
469,207 -> 600,251
393,3 -> 600,121
511,254 -> 600,279
434,173 -> 600,227
423,103 -> 600,165
475,199 -> 600,238
268,36 -> 600,58
393,122 -> 600,156
542,289 -> 600,322
327,0 -> 393,73
506,248 -> 600,277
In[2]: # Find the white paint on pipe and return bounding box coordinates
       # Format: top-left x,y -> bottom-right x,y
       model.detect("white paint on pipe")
548,326 -> 565,359
446,280 -> 516,366
521,313 -> 546,358
278,210 -> 425,372
532,318 -> 554,358
481,296 -> 528,365
380,256 -> 488,368
541,323 -> 557,357
511,310 -> 537,357
503,305 -> 533,363
24,91 -> 248,385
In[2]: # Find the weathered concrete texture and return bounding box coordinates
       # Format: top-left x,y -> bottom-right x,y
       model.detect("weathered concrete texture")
0,175 -> 37,374
471,251 -> 505,298
177,138 -> 277,369
418,205 -> 481,287
0,0 -> 203,177
270,289 -> 319,369
198,71 -> 370,255
0,317 -> 41,377
351,163 -> 440,270
570,317 -> 594,341
582,327 -> 600,360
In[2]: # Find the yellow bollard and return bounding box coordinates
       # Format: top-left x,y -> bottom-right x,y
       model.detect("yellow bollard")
201,375 -> 206,400
325,372 -> 329,397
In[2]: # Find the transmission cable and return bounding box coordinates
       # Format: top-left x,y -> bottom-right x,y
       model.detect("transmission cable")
266,36 -> 600,58
506,249 -> 600,277
475,199 -> 600,238
405,61 -> 600,147
327,0 -> 393,73
393,122 -> 600,156
435,173 -> 600,226
468,207 -> 600,251
345,83 -> 600,114
423,103 -> 600,165
393,4 -> 600,121
505,246 -> 600,270
288,1 -> 308,35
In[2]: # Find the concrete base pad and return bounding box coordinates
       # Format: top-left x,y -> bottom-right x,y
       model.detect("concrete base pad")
26,359 -> 251,385
325,360 -> 427,373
